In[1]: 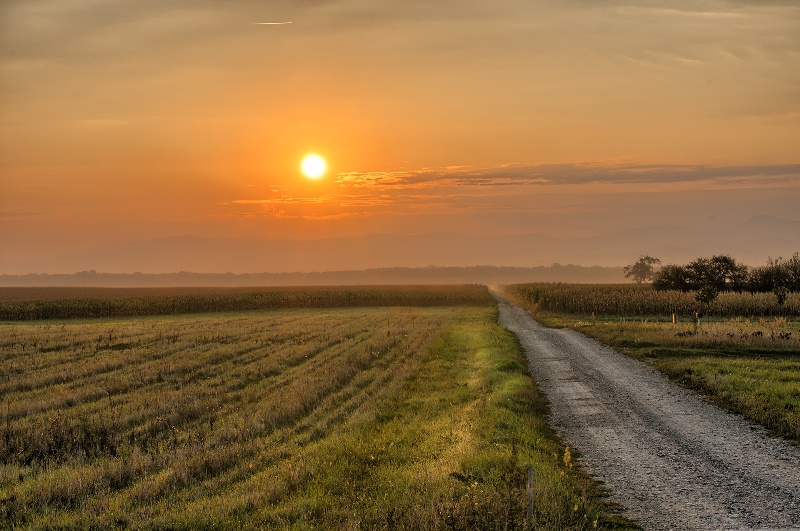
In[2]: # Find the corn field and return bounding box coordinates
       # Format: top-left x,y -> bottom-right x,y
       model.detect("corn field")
0,285 -> 492,321
506,283 -> 800,317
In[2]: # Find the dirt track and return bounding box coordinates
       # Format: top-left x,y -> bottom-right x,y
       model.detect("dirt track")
494,292 -> 800,530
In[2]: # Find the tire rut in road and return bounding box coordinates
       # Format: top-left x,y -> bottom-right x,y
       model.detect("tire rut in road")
494,293 -> 800,530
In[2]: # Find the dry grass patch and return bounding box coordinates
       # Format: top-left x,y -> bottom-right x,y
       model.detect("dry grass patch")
1,301 -> 632,529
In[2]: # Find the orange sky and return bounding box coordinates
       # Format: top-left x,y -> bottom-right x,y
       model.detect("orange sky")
1,1 -> 799,271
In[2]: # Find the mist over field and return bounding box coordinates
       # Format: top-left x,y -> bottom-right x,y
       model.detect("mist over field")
2,215 -> 798,278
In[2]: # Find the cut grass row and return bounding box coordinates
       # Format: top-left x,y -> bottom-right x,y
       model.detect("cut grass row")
503,284 -> 800,443
0,305 -> 632,529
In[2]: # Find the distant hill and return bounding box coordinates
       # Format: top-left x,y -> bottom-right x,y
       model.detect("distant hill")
0,265 -> 625,288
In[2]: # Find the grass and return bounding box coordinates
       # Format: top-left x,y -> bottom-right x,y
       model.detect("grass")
0,298 -> 632,529
503,285 -> 800,444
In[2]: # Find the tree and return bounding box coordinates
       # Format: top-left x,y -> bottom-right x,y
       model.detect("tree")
685,255 -> 748,292
652,264 -> 690,291
709,254 -> 748,292
785,253 -> 800,292
694,285 -> 718,329
623,256 -> 661,283
749,253 -> 800,293
695,285 -> 719,305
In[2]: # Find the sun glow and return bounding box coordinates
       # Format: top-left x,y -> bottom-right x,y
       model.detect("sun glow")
301,154 -> 327,179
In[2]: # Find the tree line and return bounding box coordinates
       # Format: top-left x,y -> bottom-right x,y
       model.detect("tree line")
625,253 -> 800,295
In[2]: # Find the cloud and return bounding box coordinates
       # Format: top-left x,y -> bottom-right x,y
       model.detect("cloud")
335,163 -> 800,189
229,194 -> 395,208
226,194 -> 394,220
225,190 -> 518,221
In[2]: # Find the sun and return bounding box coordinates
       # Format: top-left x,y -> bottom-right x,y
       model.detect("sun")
301,154 -> 327,179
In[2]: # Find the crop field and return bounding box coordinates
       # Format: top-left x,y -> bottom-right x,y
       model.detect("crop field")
0,285 -> 492,321
0,288 -> 627,529
504,284 -> 800,442
508,283 -> 800,317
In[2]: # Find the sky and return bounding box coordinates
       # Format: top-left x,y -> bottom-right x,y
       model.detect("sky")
1,0 -> 799,272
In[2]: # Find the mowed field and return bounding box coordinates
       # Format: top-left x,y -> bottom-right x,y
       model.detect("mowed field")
0,287 -> 626,530
504,283 -> 800,443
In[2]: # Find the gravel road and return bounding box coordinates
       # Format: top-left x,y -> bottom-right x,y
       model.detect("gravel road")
494,292 -> 800,530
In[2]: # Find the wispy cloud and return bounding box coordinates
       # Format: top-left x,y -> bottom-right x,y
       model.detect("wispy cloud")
336,163 -> 800,189
224,190 -> 523,221
223,162 -> 800,224
229,194 -> 395,208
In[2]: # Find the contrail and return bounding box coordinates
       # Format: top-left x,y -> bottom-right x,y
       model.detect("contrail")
253,22 -> 292,25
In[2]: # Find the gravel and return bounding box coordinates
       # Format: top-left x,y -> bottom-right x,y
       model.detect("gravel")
494,292 -> 800,530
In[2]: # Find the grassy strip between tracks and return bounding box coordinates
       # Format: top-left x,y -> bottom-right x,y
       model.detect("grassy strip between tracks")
0,306 -> 633,529
503,288 -> 800,444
